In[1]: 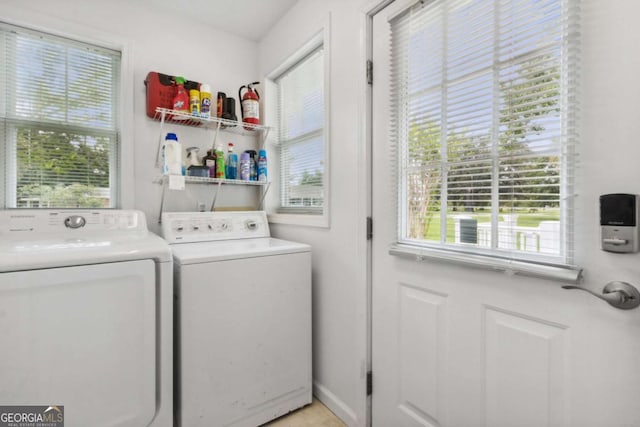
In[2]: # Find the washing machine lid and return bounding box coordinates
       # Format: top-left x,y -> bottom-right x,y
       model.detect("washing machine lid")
171,237 -> 310,265
0,210 -> 172,272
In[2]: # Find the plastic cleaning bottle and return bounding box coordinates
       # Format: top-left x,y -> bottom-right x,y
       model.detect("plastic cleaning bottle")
217,92 -> 226,118
215,145 -> 226,179
199,84 -> 212,119
245,150 -> 258,181
189,89 -> 200,116
172,76 -> 190,119
162,133 -> 182,175
226,143 -> 238,179
257,149 -> 267,182
239,152 -> 251,181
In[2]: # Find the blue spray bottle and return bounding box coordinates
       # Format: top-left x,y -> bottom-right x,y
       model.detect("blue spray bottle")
257,149 -> 267,182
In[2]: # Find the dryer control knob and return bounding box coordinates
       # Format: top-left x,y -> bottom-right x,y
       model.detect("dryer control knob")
65,215 -> 86,229
245,220 -> 257,230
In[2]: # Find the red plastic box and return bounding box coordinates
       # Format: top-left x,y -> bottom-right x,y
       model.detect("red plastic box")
144,71 -> 201,119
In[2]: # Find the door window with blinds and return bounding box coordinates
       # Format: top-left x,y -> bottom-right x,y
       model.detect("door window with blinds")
390,0 -> 579,265
275,47 -> 325,214
0,23 -> 120,209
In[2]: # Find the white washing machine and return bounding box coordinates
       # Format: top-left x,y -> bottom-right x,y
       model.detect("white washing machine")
0,210 -> 173,427
161,211 -> 312,427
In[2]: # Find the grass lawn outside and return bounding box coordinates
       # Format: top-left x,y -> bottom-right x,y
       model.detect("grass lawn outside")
421,209 -> 560,242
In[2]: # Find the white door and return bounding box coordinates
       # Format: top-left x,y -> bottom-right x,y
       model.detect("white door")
0,260 -> 157,427
371,1 -> 640,427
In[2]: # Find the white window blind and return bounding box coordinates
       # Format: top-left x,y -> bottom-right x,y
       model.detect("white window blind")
276,47 -> 325,214
0,22 -> 121,209
390,0 -> 579,266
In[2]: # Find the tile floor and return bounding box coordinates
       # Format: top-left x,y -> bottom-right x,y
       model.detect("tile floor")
262,398 -> 346,427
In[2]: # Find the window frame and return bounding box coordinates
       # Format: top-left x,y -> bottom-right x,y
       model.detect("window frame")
264,22 -> 331,228
388,0 -> 581,281
0,17 -> 132,210
276,46 -> 325,215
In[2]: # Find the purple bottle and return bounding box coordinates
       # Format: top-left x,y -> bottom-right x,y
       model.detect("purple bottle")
239,152 -> 251,181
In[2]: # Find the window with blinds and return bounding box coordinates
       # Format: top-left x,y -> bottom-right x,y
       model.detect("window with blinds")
275,47 -> 325,214
0,22 -> 121,209
390,0 -> 579,265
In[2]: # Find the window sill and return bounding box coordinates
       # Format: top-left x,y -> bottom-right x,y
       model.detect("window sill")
389,243 -> 582,284
267,212 -> 329,228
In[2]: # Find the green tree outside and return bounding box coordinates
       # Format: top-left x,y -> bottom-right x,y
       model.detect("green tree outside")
405,58 -> 562,242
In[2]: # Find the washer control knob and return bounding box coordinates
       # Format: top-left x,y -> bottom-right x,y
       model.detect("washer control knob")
64,215 -> 86,229
246,220 -> 257,230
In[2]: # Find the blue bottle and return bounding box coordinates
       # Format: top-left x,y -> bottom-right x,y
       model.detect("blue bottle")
257,149 -> 267,182
226,143 -> 238,179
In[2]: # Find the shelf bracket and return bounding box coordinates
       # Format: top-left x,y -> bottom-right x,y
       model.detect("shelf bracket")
260,127 -> 271,149
211,120 -> 222,153
259,181 -> 271,210
210,180 -> 223,211
158,178 -> 167,224
155,110 -> 167,167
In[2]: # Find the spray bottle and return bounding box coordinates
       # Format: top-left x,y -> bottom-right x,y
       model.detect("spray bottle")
215,144 -> 226,179
239,152 -> 250,181
172,76 -> 190,119
200,84 -> 212,119
226,143 -> 238,179
257,149 -> 267,182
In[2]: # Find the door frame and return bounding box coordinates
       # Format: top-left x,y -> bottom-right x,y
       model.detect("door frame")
358,1 -> 396,425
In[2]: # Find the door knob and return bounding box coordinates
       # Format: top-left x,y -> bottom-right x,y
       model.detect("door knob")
562,281 -> 640,310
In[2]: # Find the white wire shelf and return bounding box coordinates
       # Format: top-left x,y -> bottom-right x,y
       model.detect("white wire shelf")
156,174 -> 271,223
156,175 -> 268,186
153,107 -> 271,135
152,108 -> 272,223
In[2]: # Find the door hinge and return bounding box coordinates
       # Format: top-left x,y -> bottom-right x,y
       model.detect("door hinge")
367,371 -> 373,396
366,60 -> 373,85
366,216 -> 373,240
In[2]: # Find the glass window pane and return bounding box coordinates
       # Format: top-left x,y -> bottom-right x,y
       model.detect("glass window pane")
15,126 -> 114,208
277,46 -> 325,213
1,22 -> 120,209
391,0 -> 577,263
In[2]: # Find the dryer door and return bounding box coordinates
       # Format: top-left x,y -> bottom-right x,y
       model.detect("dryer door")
0,259 -> 156,427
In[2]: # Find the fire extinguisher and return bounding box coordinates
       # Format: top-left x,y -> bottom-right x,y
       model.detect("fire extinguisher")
239,82 -> 260,130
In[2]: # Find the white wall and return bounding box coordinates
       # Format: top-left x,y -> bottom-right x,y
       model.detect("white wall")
259,1 -> 370,425
2,0 -> 262,234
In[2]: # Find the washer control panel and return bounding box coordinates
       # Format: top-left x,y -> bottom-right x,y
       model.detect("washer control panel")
161,211 -> 270,243
0,210 -> 145,235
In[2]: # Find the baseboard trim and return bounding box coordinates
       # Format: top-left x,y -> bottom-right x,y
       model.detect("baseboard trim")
313,381 -> 359,426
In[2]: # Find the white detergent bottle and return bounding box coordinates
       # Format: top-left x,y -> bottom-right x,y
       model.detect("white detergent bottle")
162,132 -> 182,175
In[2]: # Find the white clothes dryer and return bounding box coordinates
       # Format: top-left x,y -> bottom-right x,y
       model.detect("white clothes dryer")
161,211 -> 312,427
0,210 -> 173,427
